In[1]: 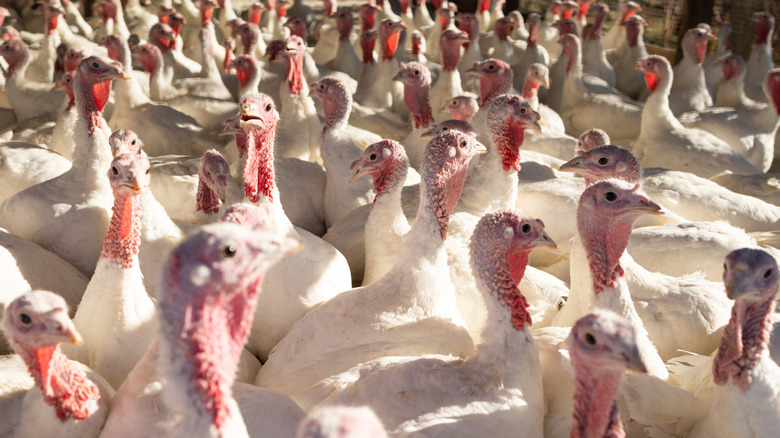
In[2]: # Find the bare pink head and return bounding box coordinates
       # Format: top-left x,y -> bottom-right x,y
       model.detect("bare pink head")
487,94 -> 543,172
393,62 -> 434,128
576,128 -> 610,154
157,4 -> 175,23
681,26 -> 713,64
131,43 -> 162,76
297,406 -> 387,438
76,56 -> 128,133
333,9 -> 354,41
622,15 -> 645,48
279,35 -> 306,94
619,1 -> 641,24
43,1 -> 63,34
457,13 -> 479,42
555,17 -> 578,37
309,77 -> 352,134
379,18 -> 406,61
0,37 -> 29,77
523,63 -> 550,100
470,209 -> 555,330
109,128 -> 144,156
635,55 -> 670,94
220,202 -> 272,228
440,95 -> 479,122
197,149 -> 230,214
578,180 -> 662,294
713,53 -> 745,82
420,119 -> 476,138
2,290 -> 100,422
420,131 -> 486,240
65,48 -> 85,72
239,93 -> 280,203
764,69 -> 780,115
752,12 -> 775,45
526,13 -> 540,47
568,310 -> 646,438
359,3 -> 379,32
411,29 -> 425,55
465,58 -> 513,106
440,28 -> 469,71
238,22 -> 260,55
350,139 -> 409,203
149,22 -> 175,51
102,153 -> 150,267
248,2 -> 265,25
494,17 -> 514,41
285,16 -> 307,40
713,248 -> 778,391
360,29 -> 378,64
230,55 -> 258,90
560,145 -> 642,186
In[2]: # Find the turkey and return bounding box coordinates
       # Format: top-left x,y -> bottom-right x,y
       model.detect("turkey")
703,22 -> 732,98
580,2 -> 615,88
429,28 -> 469,123
99,220 -> 306,438
255,130 -> 485,406
711,53 -> 762,109
296,406 -> 388,438
0,290 -> 114,438
0,56 -> 127,276
679,68 -> 780,172
610,15 -> 649,100
353,18 -> 406,117
61,153 -> 157,390
745,12 -> 775,102
512,13 -> 549,95
602,0 -> 641,52
632,56 -> 761,178
667,26 -> 713,116
309,210 -> 552,436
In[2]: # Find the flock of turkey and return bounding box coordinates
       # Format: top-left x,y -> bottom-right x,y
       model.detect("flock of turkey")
0,0 -> 778,436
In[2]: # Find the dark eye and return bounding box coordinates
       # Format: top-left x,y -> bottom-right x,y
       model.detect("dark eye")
206,171 -> 211,176
441,127 -> 449,131
765,269 -> 773,279
451,100 -> 458,106
19,313 -> 32,325
460,140 -> 467,147
265,104 -> 272,111
414,70 -> 420,76
131,139 -> 136,145
597,157 -> 608,165
319,84 -> 325,89
221,245 -> 236,258
111,166 -> 119,175
369,153 -> 377,160
605,191 -> 617,202
520,107 -> 526,114
521,223 -> 531,233
146,168 -> 150,175
488,64 -> 495,70
584,332 -> 596,345
92,61 -> 100,68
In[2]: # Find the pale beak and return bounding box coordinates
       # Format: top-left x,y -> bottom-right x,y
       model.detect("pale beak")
474,140 -> 487,154
532,229 -> 557,249
558,157 -> 583,172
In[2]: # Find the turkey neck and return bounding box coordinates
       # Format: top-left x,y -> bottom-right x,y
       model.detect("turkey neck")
404,79 -> 434,129
642,65 -> 681,131
284,51 -> 306,95
111,44 -> 151,110
578,211 -> 631,295
72,73 -> 113,184
441,37 -> 462,72
243,124 -> 279,205
478,70 -> 512,107
754,19 -> 773,46
321,86 -> 351,135
713,296 -> 775,391
569,356 -> 624,438
237,62 -> 261,100
101,188 -> 142,268
463,239 -> 535,391
522,79 -> 540,110
14,343 -> 101,421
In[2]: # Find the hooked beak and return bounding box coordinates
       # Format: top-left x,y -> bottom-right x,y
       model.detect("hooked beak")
420,125 -> 441,138
524,118 -> 543,134
349,162 -> 370,183
47,314 -> 83,345
474,140 -> 487,155
532,228 -> 557,249
558,157 -> 583,173
624,347 -> 648,373
627,199 -> 663,216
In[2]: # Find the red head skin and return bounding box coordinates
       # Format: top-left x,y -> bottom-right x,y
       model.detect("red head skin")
310,77 -> 352,135
681,26 -> 713,65
753,12 -> 775,45
197,149 -> 230,214
635,55 -> 670,95
108,128 -> 144,156
559,1 -> 578,20
559,145 -> 642,186
440,29 -> 469,72
57,71 -> 77,110
714,54 -> 744,82
350,139 -> 409,205
470,209 -> 556,330
167,12 -> 185,37
526,13 -> 541,47
360,29 -> 378,64
440,95 -> 479,122
576,127 -> 610,154
248,2 -> 265,25
556,18 -> 579,37
280,35 -> 306,94
713,248 -> 778,391
102,152 -> 150,267
230,55 -> 258,90
466,58 -> 513,107
159,221 -> 298,432
619,1 -> 641,25
359,3 -> 379,32
333,9 -> 354,42
0,37 -> 28,77
379,18 -> 406,61
765,70 -> 780,115
411,30 -> 424,55
487,94 -> 543,172
199,0 -> 216,26
157,5 -> 175,24
577,180 -> 662,294
1,291 -> 100,423
494,17 -> 514,41
238,93 -> 280,203
149,22 -> 175,51
65,48 -> 85,72
131,43 -> 162,77
75,56 -> 129,134
560,33 -> 582,74
419,130 -> 486,240
238,23 -> 260,55
568,310 -> 647,438
322,0 -> 337,17
584,2 -> 609,41
622,16 -> 645,48
285,16 -> 307,40
523,63 -> 550,101
43,2 -> 63,34
393,62 -> 434,129
222,37 -> 236,72
457,13 -> 479,45
577,0 -> 591,21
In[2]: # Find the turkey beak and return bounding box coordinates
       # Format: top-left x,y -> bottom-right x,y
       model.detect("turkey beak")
629,198 -> 663,216
47,313 -> 83,345
349,159 -> 370,182
121,172 -> 144,194
420,126 -> 440,138
532,228 -> 556,249
725,273 -> 756,300
558,157 -> 582,173
621,343 -> 647,374
474,140 -> 487,155
112,62 -> 130,80
712,57 -> 726,69
525,117 -> 543,134
283,228 -> 304,256
633,59 -> 646,71
464,64 -> 480,75
391,70 -> 404,81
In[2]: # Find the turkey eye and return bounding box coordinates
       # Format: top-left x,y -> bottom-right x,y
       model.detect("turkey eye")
520,107 -> 526,114
414,70 -> 420,76
145,168 -> 150,175
265,104 -> 272,111
723,263 -> 727,272
369,153 -> 377,160
206,171 -> 211,176
521,223 -> 531,233
442,127 -> 448,131
597,157 -> 609,165
19,313 -> 32,325
765,269 -> 773,279
488,64 -> 495,70
92,61 -> 100,68
604,191 -> 617,202
584,333 -> 596,345
319,84 -> 325,89
221,245 -> 237,258
460,140 -> 467,147
111,166 -> 119,175
131,139 -> 136,145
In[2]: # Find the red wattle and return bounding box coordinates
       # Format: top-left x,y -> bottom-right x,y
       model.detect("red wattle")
645,71 -> 659,93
